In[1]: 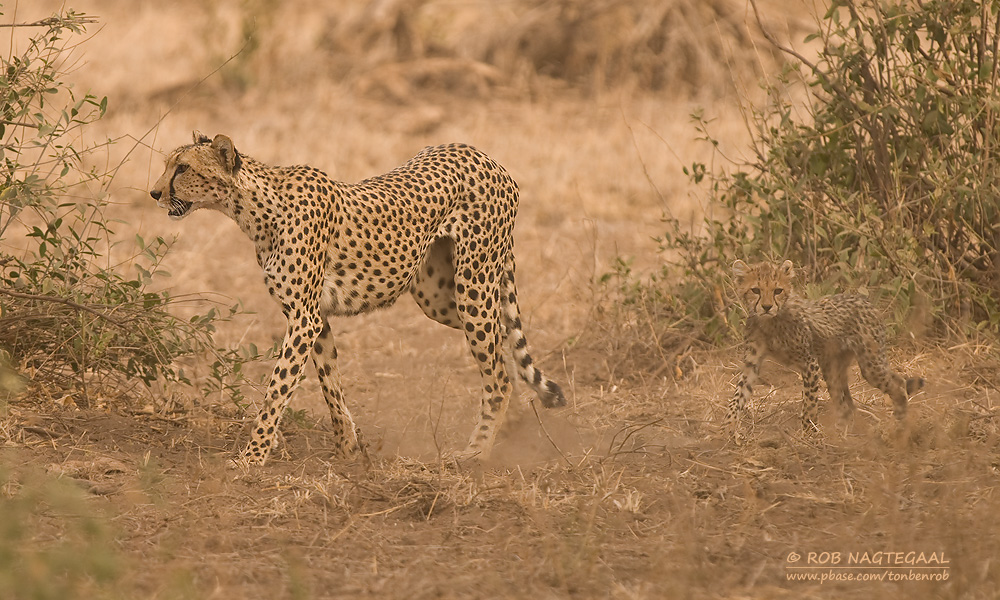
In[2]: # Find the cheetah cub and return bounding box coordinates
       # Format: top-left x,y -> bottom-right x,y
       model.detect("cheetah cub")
726,259 -> 924,437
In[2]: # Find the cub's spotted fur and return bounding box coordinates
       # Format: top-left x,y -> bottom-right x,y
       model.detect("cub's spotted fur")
726,259 -> 923,437
150,132 -> 565,464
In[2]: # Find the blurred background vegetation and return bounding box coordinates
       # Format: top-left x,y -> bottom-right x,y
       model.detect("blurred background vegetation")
233,0 -> 769,98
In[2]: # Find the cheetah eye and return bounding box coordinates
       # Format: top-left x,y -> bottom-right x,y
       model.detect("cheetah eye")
751,287 -> 760,295
773,288 -> 783,295
175,164 -> 189,175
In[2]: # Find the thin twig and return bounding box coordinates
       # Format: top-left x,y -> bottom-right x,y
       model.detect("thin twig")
0,16 -> 99,29
529,400 -> 572,467
0,288 -> 125,327
747,0 -> 850,104
606,419 -> 665,459
115,31 -> 255,185
0,120 -> 39,128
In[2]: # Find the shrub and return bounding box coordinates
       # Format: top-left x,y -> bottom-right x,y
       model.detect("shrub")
0,9 -> 268,408
657,0 -> 1000,343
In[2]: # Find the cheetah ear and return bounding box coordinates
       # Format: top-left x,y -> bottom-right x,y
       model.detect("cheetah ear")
779,260 -> 794,278
211,134 -> 242,173
192,130 -> 212,144
732,260 -> 750,281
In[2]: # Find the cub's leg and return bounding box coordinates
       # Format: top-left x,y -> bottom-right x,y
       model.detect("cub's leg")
726,343 -> 764,439
855,339 -> 923,419
799,357 -> 822,431
819,345 -> 856,420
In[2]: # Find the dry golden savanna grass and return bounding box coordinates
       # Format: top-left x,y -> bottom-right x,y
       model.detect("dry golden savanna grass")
1,0 -> 999,598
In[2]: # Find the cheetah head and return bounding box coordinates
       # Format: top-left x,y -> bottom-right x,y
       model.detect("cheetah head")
732,259 -> 794,318
149,131 -> 242,220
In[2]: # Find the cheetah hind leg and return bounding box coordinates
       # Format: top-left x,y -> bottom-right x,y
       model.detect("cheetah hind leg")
855,342 -> 925,419
500,258 -> 566,408
821,348 -> 856,421
410,240 -> 566,409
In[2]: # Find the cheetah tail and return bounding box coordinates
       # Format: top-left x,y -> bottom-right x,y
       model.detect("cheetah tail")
501,263 -> 566,408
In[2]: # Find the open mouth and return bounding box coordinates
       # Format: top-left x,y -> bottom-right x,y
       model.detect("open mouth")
167,199 -> 193,219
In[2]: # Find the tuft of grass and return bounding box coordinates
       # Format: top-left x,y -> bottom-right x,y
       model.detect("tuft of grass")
0,467 -> 124,600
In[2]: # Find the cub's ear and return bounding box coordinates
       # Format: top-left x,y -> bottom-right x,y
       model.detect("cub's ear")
211,134 -> 241,173
192,130 -> 212,144
732,260 -> 750,281
779,260 -> 794,278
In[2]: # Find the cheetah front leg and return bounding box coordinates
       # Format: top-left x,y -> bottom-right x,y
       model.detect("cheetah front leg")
312,319 -> 361,456
240,310 -> 324,465
726,343 -> 764,441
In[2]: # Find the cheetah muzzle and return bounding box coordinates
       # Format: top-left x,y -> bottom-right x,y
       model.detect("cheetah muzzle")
150,131 -> 567,465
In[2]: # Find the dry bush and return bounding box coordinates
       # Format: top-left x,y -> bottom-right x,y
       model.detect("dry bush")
578,258 -> 703,385
470,0 -> 763,96
660,0 -> 1000,337
220,0 -> 786,99
0,10 -> 270,410
583,0 -> 1000,383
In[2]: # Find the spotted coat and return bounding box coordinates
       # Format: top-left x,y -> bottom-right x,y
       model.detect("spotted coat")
150,132 -> 565,464
725,259 -> 923,438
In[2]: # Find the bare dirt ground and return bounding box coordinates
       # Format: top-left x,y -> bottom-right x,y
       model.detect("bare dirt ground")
3,1 -> 1000,598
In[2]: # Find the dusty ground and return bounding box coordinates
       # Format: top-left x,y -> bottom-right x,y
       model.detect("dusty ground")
2,1 -> 1000,598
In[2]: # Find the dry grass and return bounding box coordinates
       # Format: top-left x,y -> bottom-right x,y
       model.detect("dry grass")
4,344 -> 999,598
1,0 -> 998,598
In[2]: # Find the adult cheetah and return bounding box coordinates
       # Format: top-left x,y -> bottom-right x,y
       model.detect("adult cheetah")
150,132 -> 565,464
726,259 -> 923,438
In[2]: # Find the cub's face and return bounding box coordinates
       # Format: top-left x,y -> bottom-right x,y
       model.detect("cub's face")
732,259 -> 794,318
149,131 -> 240,220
